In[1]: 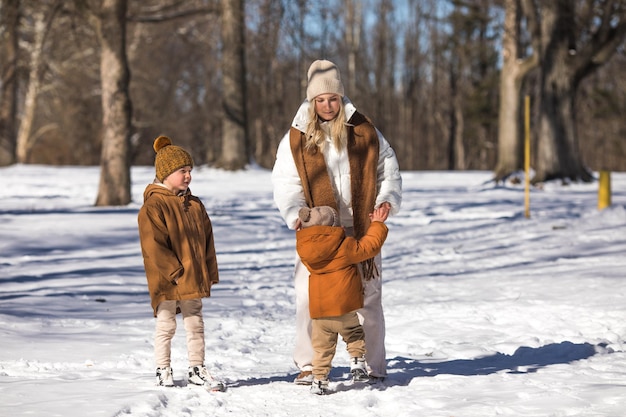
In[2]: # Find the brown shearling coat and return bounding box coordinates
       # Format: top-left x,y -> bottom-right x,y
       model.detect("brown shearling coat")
289,110 -> 381,280
296,222 -> 388,319
138,184 -> 219,316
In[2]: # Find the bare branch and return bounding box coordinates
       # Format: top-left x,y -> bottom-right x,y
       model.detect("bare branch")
127,7 -> 220,23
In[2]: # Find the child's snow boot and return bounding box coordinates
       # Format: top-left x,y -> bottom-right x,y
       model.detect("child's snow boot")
188,365 -> 226,392
350,356 -> 369,382
156,366 -> 174,387
310,378 -> 329,395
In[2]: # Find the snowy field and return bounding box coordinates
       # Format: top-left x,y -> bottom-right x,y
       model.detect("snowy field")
0,164 -> 625,417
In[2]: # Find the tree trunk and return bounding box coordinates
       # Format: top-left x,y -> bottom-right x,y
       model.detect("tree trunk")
92,0 -> 132,206
533,2 -> 592,183
535,67 -> 591,182
0,0 -> 19,166
528,0 -> 626,183
447,30 -> 465,171
15,9 -> 47,163
494,0 -> 539,181
450,62 -> 466,170
372,0 -> 395,136
217,0 -> 248,170
344,0 -> 362,97
495,66 -> 523,179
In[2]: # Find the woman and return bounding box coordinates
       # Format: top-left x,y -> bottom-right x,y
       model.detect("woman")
271,59 -> 402,384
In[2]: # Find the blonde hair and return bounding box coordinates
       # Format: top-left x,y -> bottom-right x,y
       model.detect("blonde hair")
304,100 -> 348,152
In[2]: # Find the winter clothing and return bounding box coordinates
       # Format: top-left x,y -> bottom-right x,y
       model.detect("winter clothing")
153,135 -> 194,182
306,59 -> 344,101
349,356 -> 369,381
272,94 -> 401,378
155,299 -> 205,367
293,369 -> 314,385
298,206 -> 340,228
310,378 -> 330,395
289,109 -> 380,280
296,217 -> 388,319
311,314 -> 365,383
188,365 -> 226,391
138,184 -> 218,316
156,366 -> 174,387
272,98 -> 402,230
138,136 -> 221,383
296,208 -> 388,382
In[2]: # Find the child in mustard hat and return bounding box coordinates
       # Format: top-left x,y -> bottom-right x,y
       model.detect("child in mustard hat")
137,135 -> 225,391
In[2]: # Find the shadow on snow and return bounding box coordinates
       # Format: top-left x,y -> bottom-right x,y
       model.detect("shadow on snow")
384,341 -> 604,386
228,341 -> 606,390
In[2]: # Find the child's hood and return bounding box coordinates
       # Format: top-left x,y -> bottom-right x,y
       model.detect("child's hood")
142,183 -> 190,202
296,226 -> 345,264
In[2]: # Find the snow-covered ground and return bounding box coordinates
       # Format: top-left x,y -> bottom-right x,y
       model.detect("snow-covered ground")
1,164 -> 625,417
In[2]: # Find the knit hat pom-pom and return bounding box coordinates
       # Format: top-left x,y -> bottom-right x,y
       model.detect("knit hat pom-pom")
153,135 -> 172,153
298,207 -> 312,222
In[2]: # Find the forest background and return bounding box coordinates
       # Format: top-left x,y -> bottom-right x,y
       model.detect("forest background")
0,0 -> 624,206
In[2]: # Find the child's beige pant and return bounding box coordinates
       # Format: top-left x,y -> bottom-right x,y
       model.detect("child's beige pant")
311,312 -> 366,381
293,253 -> 387,377
154,298 -> 205,368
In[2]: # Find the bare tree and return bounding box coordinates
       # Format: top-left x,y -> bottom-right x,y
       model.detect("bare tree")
576,50 -> 626,172
126,1 -> 221,166
4,0 -> 625,174
446,3 -> 467,171
246,0 -> 285,168
344,0 -> 362,96
217,0 -> 248,169
442,0 -> 500,170
0,0 -> 19,166
371,0 -> 397,138
448,55 -> 466,170
531,0 -> 626,183
493,0 -> 539,181
15,1 -> 62,163
87,0 -> 132,206
399,0 -> 429,170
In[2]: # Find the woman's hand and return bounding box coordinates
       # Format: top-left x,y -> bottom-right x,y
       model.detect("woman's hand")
379,202 -> 392,213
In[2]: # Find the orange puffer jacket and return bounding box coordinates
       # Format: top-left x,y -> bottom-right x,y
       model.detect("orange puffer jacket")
296,222 -> 388,319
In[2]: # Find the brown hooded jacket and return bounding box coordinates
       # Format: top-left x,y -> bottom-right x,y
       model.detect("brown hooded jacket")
138,184 -> 219,316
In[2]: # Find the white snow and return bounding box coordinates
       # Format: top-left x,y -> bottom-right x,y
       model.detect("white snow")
1,164 -> 625,417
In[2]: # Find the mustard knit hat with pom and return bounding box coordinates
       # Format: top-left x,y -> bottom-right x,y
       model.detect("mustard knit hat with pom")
153,136 -> 193,182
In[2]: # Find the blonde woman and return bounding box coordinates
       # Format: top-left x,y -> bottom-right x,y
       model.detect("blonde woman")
272,60 -> 402,385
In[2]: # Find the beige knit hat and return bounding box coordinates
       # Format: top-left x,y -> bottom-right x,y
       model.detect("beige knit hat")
306,60 -> 345,101
298,206 -> 340,228
153,135 -> 194,182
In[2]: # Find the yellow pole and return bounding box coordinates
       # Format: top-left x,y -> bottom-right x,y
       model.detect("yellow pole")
524,95 -> 531,219
598,170 -> 611,210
